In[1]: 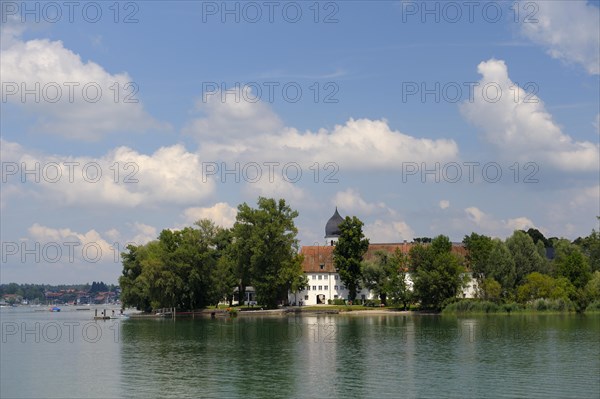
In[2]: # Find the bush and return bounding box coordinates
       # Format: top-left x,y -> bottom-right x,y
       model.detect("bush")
364,299 -> 381,307
501,302 -> 521,313
443,299 -> 498,313
332,298 -> 346,305
586,300 -> 600,311
526,298 -> 574,312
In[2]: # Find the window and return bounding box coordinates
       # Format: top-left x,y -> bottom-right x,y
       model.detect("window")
319,263 -> 324,270
334,295 -> 338,299
312,275 -> 316,280
334,285 -> 338,290
318,286 -> 322,290
312,286 -> 316,291
324,285 -> 328,290
307,286 -> 310,290
334,275 -> 338,280
318,275 -> 322,280
304,295 -> 309,300
341,286 -> 345,290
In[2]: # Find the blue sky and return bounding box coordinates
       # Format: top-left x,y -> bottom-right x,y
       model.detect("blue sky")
1,0 -> 599,284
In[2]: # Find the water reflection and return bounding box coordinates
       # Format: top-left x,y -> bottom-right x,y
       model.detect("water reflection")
2,308 -> 598,398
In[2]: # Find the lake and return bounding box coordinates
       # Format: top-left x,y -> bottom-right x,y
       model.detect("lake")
1,307 -> 599,398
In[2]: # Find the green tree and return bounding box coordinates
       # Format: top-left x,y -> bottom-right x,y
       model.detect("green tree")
506,230 -> 545,287
386,249 -> 413,310
578,226 -> 600,272
411,235 -> 467,310
362,251 -> 391,305
333,216 -> 369,302
524,227 -> 550,248
231,198 -> 304,308
119,244 -> 151,311
485,239 -> 516,297
585,271 -> 600,301
477,277 -> 502,303
516,272 -> 575,303
555,243 -> 592,289
463,232 -> 493,280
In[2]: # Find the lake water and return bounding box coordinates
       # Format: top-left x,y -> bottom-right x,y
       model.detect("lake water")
1,307 -> 599,398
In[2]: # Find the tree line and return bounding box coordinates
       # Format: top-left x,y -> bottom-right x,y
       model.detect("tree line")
333,217 -> 600,312
119,198 -> 307,311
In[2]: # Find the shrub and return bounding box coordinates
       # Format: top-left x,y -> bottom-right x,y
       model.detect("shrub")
332,298 -> 346,305
526,298 -> 574,312
501,302 -> 521,313
586,300 -> 600,311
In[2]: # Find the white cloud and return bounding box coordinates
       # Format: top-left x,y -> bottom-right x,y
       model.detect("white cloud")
241,171 -> 308,205
183,86 -> 284,140
183,88 -> 459,169
183,203 -> 238,229
1,24 -> 168,139
129,222 -> 158,245
1,139 -> 215,208
519,0 -> 600,75
364,219 -> 415,243
464,206 -> 536,237
27,223 -> 115,263
331,189 -> 413,242
439,200 -> 450,209
332,188 -> 388,215
460,59 -> 599,172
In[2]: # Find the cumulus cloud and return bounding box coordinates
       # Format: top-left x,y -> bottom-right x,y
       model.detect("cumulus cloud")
27,223 -> 115,264
129,222 -> 158,245
242,172 -> 308,205
331,189 -> 413,242
1,139 -> 215,208
183,86 -> 459,169
364,219 -> 415,243
183,202 -> 238,228
183,86 -> 284,140
0,22 -> 168,139
519,0 -> 600,74
332,188 -> 388,215
460,59 -> 599,172
464,206 -> 536,237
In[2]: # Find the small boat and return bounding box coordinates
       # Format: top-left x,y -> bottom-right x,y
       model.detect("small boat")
50,306 -> 61,312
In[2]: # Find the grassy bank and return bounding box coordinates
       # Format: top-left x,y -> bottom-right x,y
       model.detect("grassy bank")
442,299 -> 600,314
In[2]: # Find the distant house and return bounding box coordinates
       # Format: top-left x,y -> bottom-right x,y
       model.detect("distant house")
289,208 -> 477,305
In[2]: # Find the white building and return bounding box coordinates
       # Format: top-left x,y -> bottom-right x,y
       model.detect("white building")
289,208 -> 477,305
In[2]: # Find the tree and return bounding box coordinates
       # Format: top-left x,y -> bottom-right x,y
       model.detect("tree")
413,237 -> 432,243
362,251 -> 390,305
585,271 -> 600,301
119,244 -> 151,311
578,226 -> 600,272
386,249 -> 413,310
524,228 -> 550,248
516,272 -> 574,303
485,239 -> 516,297
506,230 -> 545,286
463,232 -> 493,280
231,197 -> 304,308
333,216 -> 369,302
119,219 -> 228,311
554,243 -> 592,289
477,277 -> 502,303
411,235 -> 467,310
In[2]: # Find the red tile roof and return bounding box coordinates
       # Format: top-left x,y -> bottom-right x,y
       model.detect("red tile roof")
300,243 -> 467,273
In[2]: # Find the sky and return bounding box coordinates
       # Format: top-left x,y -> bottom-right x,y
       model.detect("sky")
1,0 -> 599,284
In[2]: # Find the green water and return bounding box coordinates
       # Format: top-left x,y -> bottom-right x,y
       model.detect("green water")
1,307 -> 599,398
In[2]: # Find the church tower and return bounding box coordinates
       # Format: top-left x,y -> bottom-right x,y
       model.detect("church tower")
325,207 -> 344,246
